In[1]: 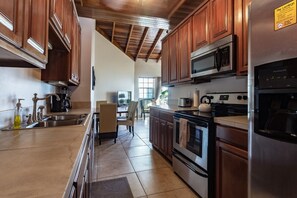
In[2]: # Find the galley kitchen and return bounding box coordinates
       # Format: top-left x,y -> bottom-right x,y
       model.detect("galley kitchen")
0,0 -> 296,198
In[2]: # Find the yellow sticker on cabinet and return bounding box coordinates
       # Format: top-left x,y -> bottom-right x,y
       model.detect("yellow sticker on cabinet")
274,0 -> 296,30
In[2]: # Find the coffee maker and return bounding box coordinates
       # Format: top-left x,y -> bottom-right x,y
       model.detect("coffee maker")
50,93 -> 72,112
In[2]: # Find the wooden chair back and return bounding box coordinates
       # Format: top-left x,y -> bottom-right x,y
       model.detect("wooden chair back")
99,103 -> 117,133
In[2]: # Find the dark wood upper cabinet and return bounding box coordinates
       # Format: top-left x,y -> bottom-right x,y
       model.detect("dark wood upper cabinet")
235,0 -> 250,74
209,0 -> 233,43
161,38 -> 169,86
70,14 -> 80,84
192,2 -> 209,51
169,31 -> 178,84
49,0 -> 72,50
63,0 -> 72,49
179,18 -> 192,82
50,0 -> 64,37
23,0 -> 49,63
0,0 -> 24,47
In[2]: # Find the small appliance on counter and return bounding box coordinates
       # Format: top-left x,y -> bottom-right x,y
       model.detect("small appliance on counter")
50,93 -> 71,112
178,98 -> 192,107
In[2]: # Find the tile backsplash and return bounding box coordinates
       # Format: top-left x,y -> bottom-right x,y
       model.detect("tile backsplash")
0,67 -> 55,128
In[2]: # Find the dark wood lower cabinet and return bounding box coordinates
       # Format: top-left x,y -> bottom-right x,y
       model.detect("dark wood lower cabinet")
149,107 -> 173,162
69,117 -> 94,198
216,125 -> 248,198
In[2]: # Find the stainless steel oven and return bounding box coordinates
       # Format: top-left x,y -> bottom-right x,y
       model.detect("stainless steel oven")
173,118 -> 209,171
173,112 -> 215,198
172,92 -> 248,198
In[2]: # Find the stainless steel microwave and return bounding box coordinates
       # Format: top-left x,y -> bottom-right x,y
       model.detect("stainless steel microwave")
191,35 -> 235,78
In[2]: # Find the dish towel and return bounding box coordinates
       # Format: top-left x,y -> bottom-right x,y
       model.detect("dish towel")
179,118 -> 188,148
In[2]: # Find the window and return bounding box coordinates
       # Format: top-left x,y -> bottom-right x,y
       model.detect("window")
138,77 -> 155,99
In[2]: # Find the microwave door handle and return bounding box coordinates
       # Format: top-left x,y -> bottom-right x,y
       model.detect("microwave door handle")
216,49 -> 222,71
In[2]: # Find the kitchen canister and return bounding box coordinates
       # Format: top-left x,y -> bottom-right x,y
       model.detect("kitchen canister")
193,89 -> 199,107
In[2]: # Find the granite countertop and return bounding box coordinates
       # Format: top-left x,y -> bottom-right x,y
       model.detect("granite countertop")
0,108 -> 94,198
214,116 -> 248,130
152,105 -> 248,130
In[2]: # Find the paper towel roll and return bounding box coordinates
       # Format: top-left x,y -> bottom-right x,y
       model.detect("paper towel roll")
193,90 -> 199,107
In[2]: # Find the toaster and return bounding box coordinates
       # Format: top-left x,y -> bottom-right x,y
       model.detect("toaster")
178,98 -> 192,107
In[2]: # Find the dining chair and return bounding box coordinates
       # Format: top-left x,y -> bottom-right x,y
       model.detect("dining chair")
96,100 -> 108,110
98,103 -> 118,145
117,101 -> 138,136
139,98 -> 153,120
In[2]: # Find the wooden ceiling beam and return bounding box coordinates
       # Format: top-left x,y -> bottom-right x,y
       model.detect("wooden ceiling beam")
168,0 -> 186,19
145,29 -> 164,62
111,22 -> 115,43
96,25 -> 135,61
135,27 -> 149,61
76,4 -> 170,30
125,25 -> 134,53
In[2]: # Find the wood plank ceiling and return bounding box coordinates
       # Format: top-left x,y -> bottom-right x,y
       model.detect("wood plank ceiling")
74,0 -> 204,62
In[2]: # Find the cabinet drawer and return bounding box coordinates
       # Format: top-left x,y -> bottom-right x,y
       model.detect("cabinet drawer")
150,108 -> 160,117
216,125 -> 248,150
159,111 -> 173,123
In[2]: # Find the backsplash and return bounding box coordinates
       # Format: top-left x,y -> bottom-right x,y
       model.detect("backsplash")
0,67 -> 55,128
168,76 -> 247,105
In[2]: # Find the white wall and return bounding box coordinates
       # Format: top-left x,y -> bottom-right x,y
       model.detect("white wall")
70,17 -> 95,104
0,67 -> 55,128
134,59 -> 161,101
168,76 -> 248,105
93,32 -> 135,103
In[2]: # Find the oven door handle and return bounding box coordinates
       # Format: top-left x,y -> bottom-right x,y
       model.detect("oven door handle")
173,151 -> 208,178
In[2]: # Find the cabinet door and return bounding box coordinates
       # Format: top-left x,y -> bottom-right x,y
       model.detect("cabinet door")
150,116 -> 160,148
159,120 -> 167,154
169,32 -> 178,84
161,38 -> 169,85
149,116 -> 153,142
166,122 -> 173,161
209,0 -> 233,43
50,0 -> 64,36
192,2 -> 209,51
70,14 -> 80,84
178,19 -> 192,82
0,0 -> 24,47
235,0 -> 250,74
63,0 -> 72,49
216,141 -> 248,198
23,0 -> 49,63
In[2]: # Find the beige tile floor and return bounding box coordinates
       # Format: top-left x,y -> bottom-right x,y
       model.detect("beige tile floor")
92,118 -> 198,198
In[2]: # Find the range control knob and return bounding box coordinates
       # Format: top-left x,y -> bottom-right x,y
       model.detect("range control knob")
243,95 -> 248,100
237,95 -> 243,100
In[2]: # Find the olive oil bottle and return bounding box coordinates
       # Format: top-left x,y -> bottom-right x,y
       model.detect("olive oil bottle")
14,99 -> 24,129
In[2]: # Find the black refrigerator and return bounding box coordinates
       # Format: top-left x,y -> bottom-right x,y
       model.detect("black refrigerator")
249,0 -> 297,197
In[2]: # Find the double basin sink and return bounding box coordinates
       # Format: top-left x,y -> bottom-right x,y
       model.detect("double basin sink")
27,113 -> 88,128
2,113 -> 89,131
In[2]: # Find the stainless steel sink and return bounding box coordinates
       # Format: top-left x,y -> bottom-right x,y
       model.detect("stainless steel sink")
1,113 -> 89,131
27,119 -> 84,128
45,113 -> 88,121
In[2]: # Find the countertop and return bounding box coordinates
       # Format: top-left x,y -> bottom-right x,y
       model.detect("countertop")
0,108 -> 94,198
214,116 -> 248,130
152,105 -> 248,130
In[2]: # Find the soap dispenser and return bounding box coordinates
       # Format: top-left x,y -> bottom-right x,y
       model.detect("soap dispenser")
14,98 -> 24,129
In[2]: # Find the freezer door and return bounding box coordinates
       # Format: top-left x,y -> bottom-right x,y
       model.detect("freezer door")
251,0 -> 297,68
250,133 -> 297,198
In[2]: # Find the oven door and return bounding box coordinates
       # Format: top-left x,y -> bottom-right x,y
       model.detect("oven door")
173,117 -> 209,171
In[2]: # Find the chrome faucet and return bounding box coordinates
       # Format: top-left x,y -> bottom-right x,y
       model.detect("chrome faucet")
32,93 -> 60,122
